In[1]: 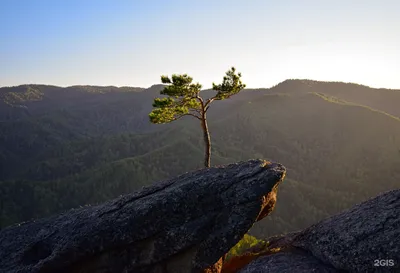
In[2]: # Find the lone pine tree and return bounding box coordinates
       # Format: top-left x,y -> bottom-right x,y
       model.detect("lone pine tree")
149,67 -> 246,168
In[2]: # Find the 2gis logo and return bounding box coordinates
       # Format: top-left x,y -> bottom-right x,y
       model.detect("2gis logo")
374,259 -> 395,267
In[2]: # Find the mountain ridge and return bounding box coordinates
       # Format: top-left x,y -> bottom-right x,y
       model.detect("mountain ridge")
3,79 -> 400,120
2,78 -> 400,91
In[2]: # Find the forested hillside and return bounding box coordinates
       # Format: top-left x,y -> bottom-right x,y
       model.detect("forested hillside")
1,80 -> 399,238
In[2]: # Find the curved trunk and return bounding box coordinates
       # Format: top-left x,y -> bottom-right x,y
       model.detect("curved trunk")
201,114 -> 211,168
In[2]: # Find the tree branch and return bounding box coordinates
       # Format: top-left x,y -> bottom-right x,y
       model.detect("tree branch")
190,108 -> 202,114
205,98 -> 214,107
204,92 -> 237,112
174,113 -> 202,121
195,95 -> 204,105
204,97 -> 217,112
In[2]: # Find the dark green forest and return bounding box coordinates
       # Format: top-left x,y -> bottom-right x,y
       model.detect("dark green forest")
1,80 -> 399,238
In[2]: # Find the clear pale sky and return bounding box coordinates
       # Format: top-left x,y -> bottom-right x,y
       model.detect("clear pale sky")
1,0 -> 399,89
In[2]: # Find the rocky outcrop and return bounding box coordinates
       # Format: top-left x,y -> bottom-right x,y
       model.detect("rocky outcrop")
238,189 -> 400,273
237,250 -> 340,273
0,159 -> 286,273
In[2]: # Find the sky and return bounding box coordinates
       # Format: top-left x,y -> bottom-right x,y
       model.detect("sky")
1,0 -> 399,89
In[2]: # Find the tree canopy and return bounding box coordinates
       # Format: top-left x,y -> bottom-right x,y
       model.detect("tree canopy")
149,67 -> 246,124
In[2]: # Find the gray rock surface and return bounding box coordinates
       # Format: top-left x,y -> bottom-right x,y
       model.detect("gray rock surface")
238,250 -> 340,273
240,189 -> 400,273
0,159 -> 286,273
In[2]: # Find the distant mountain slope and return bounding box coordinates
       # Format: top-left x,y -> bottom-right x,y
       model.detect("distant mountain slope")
0,84 -> 167,180
1,80 -> 399,238
0,84 -> 145,121
268,79 -> 400,118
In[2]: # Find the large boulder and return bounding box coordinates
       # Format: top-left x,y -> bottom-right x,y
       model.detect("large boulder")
0,159 -> 286,273
239,189 -> 400,273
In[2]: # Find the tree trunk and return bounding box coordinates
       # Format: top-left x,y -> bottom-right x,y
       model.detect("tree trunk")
201,114 -> 211,168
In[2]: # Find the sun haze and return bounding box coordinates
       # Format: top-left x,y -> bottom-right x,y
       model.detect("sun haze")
1,0 -> 399,89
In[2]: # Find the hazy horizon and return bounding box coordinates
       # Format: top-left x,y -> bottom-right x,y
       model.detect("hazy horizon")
1,0 -> 399,89
2,78 -> 400,91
